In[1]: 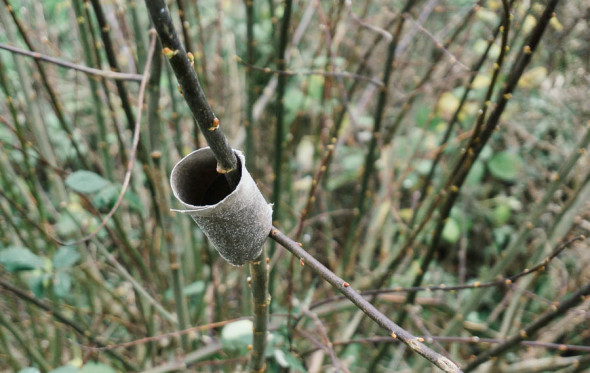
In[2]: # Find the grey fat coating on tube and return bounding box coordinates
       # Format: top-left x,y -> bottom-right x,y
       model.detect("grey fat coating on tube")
170,148 -> 273,266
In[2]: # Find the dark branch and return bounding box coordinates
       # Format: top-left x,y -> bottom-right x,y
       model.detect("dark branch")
143,0 -> 239,187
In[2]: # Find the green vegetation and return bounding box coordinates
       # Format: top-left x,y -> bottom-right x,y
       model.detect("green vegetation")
1,0 -> 589,372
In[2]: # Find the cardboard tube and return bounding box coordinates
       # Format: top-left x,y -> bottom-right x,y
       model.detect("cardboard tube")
170,148 -> 272,265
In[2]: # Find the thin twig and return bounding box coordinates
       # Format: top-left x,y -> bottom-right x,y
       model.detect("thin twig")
144,0 -> 239,184
369,0 -> 515,297
271,0 -> 293,226
0,32 -> 158,249
464,281 -> 590,372
270,227 -> 462,373
140,341 -> 223,373
0,43 -> 144,81
3,0 -> 88,166
301,308 -> 344,372
401,13 -> 470,71
345,0 -> 392,41
309,235 -> 584,310
0,278 -> 137,370
249,250 -> 270,372
431,3 -> 567,336
301,335 -> 590,355
410,4 -> 508,228
251,0 -> 316,121
382,0 -> 483,145
243,0 -> 256,169
343,1 -> 416,275
407,305 -> 454,361
0,311 -> 52,371
235,56 -> 384,87
54,31 -> 158,246
98,242 -> 178,325
74,318 -> 247,351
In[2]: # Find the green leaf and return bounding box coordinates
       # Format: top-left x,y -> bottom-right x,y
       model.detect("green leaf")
92,184 -> 119,211
487,151 -> 523,182
416,160 -> 433,175
65,170 -> 111,194
221,319 -> 253,353
442,218 -> 461,244
183,281 -> 205,296
56,213 -> 78,238
53,272 -> 72,299
492,204 -> 511,226
342,343 -> 361,366
0,247 -> 45,272
164,281 -> 206,300
326,147 -> 365,191
53,246 -> 80,269
92,184 -> 142,213
284,87 -> 305,125
465,161 -> 485,186
450,208 -> 472,232
79,362 -> 116,373
26,271 -> 51,298
402,173 -> 419,189
491,226 -> 515,258
273,349 -> 307,372
123,190 -> 142,212
479,145 -> 493,160
263,332 -> 284,357
307,75 -> 324,101
466,310 -> 486,324
415,104 -> 431,128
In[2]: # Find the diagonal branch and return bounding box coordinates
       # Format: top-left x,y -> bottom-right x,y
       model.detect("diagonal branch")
143,0 -> 239,186
464,281 -> 590,372
270,227 -> 463,373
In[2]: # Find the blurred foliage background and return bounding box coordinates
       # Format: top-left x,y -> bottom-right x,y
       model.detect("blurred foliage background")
0,0 -> 589,372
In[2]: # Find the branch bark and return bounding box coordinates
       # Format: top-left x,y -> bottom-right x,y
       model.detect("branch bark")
144,0 -> 239,187
270,227 -> 462,373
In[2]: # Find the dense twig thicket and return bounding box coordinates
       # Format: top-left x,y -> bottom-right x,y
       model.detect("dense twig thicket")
1,0 -> 589,372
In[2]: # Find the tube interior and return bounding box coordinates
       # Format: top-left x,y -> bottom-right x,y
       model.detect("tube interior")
173,150 -> 242,206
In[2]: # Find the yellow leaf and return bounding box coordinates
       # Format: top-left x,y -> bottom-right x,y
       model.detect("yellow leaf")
472,74 -> 491,89
487,0 -> 501,10
69,358 -> 84,368
518,66 -> 547,89
437,92 -> 460,120
399,208 -> 413,222
550,16 -> 563,31
522,15 -> 537,35
477,9 -> 499,24
473,39 -> 501,60
460,102 -> 480,122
